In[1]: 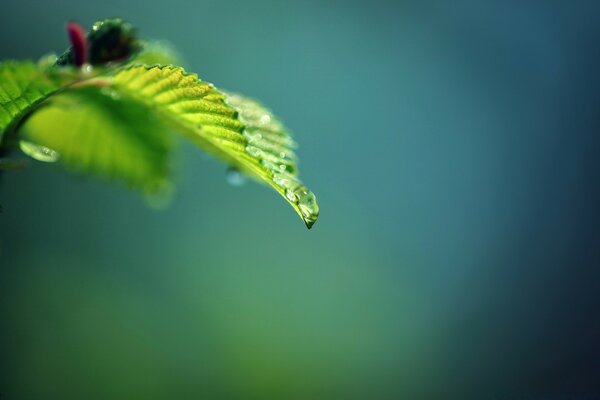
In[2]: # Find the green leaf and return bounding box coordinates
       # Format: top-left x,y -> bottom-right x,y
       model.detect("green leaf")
0,59 -> 319,228
110,65 -> 319,228
0,61 -> 66,142
20,87 -> 173,193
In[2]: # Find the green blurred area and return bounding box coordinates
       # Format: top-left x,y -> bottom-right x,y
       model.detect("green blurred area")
2,0 -> 600,399
0,166 -> 430,399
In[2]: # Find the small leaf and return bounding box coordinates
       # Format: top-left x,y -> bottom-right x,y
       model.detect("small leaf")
20,87 -> 173,193
0,61 -> 67,142
109,64 -> 319,228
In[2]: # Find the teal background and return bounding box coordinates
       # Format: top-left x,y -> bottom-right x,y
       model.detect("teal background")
1,1 -> 600,399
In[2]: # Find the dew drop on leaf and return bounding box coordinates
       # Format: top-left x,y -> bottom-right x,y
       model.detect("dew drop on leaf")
285,189 -> 298,203
258,114 -> 271,125
18,140 -> 60,162
295,186 -> 319,229
260,159 -> 276,170
81,63 -> 93,76
273,172 -> 291,188
101,87 -> 121,100
245,145 -> 262,158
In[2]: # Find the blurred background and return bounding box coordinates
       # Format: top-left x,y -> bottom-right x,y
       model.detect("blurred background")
1,0 -> 599,399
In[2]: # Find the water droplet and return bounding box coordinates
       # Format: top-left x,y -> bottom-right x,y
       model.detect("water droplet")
273,174 -> 289,187
245,145 -> 262,157
19,140 -> 60,162
261,160 -> 279,172
244,131 -> 263,144
295,187 -> 319,229
259,114 -> 271,125
285,189 -> 298,203
226,167 -> 246,187
81,63 -> 93,76
276,163 -> 295,174
101,87 -> 121,100
144,180 -> 175,210
273,173 -> 291,188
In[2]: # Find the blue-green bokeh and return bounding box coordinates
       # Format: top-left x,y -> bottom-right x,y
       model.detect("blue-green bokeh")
1,1 -> 599,399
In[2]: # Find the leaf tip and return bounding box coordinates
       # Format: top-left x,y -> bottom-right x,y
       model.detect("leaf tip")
302,210 -> 319,230
304,219 -> 316,230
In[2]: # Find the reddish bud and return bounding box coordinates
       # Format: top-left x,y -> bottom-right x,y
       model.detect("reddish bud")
67,21 -> 88,67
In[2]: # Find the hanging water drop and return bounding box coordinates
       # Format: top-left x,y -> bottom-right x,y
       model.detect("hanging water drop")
19,140 -> 60,162
144,180 -> 175,210
226,167 -> 246,187
295,186 -> 319,229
